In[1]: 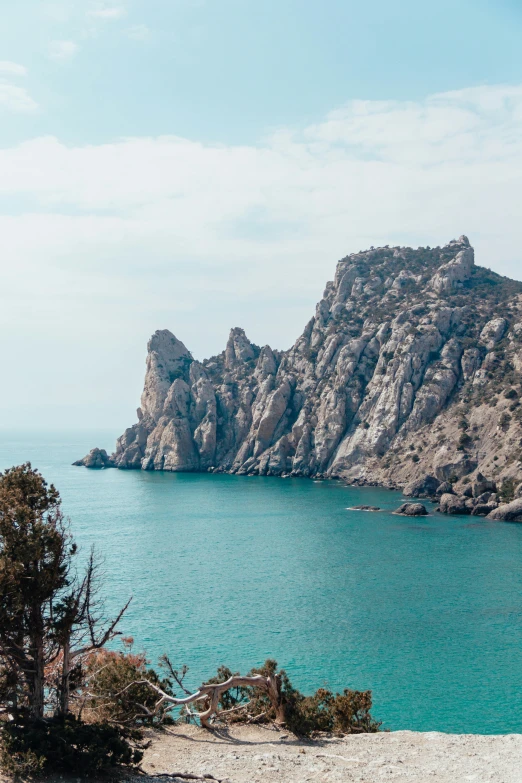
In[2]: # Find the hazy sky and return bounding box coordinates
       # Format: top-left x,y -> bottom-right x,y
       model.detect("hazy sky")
1,0 -> 522,431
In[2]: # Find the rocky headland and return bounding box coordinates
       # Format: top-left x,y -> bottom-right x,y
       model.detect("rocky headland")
76,236 -> 522,518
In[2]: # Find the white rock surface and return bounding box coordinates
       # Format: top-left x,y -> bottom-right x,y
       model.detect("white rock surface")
132,724 -> 522,783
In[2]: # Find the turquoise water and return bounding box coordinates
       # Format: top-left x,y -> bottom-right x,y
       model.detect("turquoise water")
1,431 -> 522,734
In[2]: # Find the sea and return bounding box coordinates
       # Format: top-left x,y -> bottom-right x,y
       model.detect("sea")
1,430 -> 522,735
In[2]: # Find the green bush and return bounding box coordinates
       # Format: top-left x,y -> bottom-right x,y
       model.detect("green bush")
282,685 -> 381,737
206,659 -> 381,738
0,716 -> 143,777
457,432 -> 472,451
499,478 -> 516,503
499,412 -> 512,431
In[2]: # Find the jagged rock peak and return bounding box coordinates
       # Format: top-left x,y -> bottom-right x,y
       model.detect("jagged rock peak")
451,235 -> 470,247
141,329 -> 193,422
225,327 -> 258,368
75,236 -> 522,496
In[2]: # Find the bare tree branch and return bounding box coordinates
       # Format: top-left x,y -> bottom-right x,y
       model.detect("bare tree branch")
146,773 -> 227,781
120,673 -> 285,728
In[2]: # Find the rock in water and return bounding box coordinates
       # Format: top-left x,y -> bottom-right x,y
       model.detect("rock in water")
75,236 -> 522,491
395,503 -> 429,516
439,494 -> 469,515
73,448 -> 113,469
487,499 -> 522,522
472,502 -> 499,517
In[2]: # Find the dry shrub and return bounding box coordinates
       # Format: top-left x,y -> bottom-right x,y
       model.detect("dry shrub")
81,640 -> 174,727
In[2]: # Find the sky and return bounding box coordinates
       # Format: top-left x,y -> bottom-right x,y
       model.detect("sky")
1,0 -> 522,431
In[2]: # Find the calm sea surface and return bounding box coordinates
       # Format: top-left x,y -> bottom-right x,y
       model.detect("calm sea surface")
1,430 -> 522,734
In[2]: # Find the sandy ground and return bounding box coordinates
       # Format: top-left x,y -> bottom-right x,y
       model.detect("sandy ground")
133,724 -> 522,783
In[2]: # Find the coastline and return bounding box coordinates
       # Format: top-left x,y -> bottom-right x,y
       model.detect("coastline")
75,459 -> 407,494
76,461 -> 522,520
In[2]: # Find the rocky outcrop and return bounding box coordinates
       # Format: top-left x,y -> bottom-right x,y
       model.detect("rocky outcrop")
472,473 -> 496,498
487,498 -> 522,522
436,482 -> 454,495
75,236 -> 522,495
439,493 -> 469,515
73,448 -> 114,469
395,503 -> 428,516
430,238 -> 474,295
472,502 -> 498,517
438,491 -> 500,517
403,475 -> 439,498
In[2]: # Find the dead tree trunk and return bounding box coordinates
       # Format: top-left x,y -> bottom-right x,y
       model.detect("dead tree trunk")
59,640 -> 71,716
125,672 -> 286,728
195,674 -> 284,728
29,606 -> 45,719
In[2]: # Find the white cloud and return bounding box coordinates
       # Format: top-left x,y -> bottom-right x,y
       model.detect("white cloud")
48,40 -> 79,61
125,24 -> 151,41
0,62 -> 37,112
0,83 -> 521,426
0,61 -> 27,76
88,6 -> 126,19
0,83 -> 38,113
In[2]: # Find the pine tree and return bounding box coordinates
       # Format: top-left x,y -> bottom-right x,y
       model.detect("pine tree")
0,463 -> 72,718
0,463 -> 128,719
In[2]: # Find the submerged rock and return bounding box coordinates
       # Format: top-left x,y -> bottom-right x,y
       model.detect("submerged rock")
350,505 -> 381,511
395,502 -> 428,516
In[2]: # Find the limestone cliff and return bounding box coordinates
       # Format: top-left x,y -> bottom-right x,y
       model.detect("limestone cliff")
76,236 -> 522,491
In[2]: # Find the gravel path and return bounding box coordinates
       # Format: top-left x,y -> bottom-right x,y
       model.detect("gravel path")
135,724 -> 522,783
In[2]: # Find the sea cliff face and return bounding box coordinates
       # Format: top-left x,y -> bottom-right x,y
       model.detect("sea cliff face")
77,236 -> 522,490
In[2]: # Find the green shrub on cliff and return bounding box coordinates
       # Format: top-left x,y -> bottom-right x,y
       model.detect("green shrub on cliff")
204,659 -> 381,737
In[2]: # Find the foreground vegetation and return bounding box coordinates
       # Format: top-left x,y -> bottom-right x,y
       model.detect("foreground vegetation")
0,464 -> 380,776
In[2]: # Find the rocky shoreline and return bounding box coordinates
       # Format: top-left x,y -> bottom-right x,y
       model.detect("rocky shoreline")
344,471 -> 522,520
74,445 -> 522,521
397,471 -> 522,520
